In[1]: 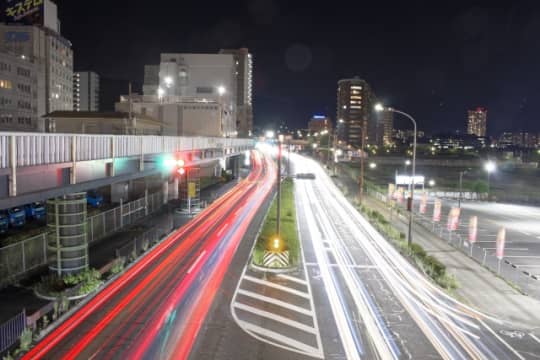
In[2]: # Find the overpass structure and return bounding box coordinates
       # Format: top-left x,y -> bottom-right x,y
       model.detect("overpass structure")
0,132 -> 254,209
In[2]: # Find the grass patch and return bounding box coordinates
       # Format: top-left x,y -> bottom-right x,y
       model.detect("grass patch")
358,206 -> 458,291
252,178 -> 299,268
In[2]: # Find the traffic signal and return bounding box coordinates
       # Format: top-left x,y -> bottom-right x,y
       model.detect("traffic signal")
176,159 -> 186,176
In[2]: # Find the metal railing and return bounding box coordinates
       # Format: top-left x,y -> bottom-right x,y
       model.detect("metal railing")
0,191 -> 165,286
0,132 -> 253,169
115,216 -> 173,261
0,310 -> 26,354
366,188 -> 540,299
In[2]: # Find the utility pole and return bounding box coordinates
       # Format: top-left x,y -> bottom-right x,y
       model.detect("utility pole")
359,120 -> 366,203
458,171 -> 464,208
276,137 -> 282,236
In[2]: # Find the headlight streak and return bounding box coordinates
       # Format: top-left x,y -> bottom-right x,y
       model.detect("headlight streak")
295,154 -> 524,360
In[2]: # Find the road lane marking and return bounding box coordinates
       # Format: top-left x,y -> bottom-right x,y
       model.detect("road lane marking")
233,302 -> 317,334
243,275 -> 310,299
305,262 -> 378,268
479,320 -> 526,360
529,333 -> 540,345
238,320 -> 323,357
237,289 -> 313,316
186,250 -> 206,274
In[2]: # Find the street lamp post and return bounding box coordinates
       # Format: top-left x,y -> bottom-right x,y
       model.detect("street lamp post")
276,135 -> 284,236
458,169 -> 469,208
375,104 -> 417,246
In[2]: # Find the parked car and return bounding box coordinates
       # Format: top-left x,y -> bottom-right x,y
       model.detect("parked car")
0,211 -> 8,233
7,207 -> 26,227
24,202 -> 46,220
87,190 -> 103,208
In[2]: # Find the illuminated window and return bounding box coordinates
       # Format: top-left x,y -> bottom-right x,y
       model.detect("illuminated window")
0,80 -> 12,89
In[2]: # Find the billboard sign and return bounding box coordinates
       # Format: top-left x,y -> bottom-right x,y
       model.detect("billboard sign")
2,0 -> 44,26
388,183 -> 395,199
433,199 -> 442,222
496,227 -> 506,259
395,175 -> 425,186
468,216 -> 478,244
419,192 -> 428,214
447,207 -> 461,231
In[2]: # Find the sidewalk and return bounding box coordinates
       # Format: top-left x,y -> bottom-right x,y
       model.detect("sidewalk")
332,168 -> 540,330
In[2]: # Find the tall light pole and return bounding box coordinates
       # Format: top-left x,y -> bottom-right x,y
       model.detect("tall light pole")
375,103 -> 417,246
276,134 -> 284,236
458,169 -> 469,208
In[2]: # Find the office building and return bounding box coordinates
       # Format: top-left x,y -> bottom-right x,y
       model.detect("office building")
115,93 -> 224,137
219,48 -> 253,137
143,52 -> 237,137
336,77 -> 376,148
0,0 -> 73,130
467,107 -> 487,137
73,71 -> 99,111
381,109 -> 394,146
308,114 -> 331,134
0,49 -> 38,131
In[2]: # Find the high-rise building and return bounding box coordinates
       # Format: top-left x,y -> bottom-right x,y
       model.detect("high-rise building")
143,53 -> 237,137
0,0 -> 73,131
219,48 -> 253,137
308,114 -> 331,134
336,77 -> 375,148
381,109 -> 394,146
0,49 -> 38,131
73,71 -> 99,111
467,107 -> 487,137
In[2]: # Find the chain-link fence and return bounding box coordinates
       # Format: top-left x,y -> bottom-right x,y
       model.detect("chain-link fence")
115,216 -> 173,261
366,188 -> 540,299
0,191 -> 165,286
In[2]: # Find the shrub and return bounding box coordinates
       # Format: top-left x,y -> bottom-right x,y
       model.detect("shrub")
410,243 -> 427,260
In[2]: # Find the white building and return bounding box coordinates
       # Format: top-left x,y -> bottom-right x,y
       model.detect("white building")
115,94 -> 224,137
143,53 -> 241,137
74,71 -> 99,111
0,0 -> 73,130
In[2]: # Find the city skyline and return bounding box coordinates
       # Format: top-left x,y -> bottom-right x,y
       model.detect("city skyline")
51,0 -> 540,136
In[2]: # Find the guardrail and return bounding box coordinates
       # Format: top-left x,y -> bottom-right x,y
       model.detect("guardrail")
0,132 -> 253,169
0,310 -> 25,354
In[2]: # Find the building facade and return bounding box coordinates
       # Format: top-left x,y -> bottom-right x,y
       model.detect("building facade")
115,94 -> 224,137
0,49 -> 38,130
467,107 -> 487,137
0,0 -> 73,130
336,77 -> 375,148
308,115 -> 331,134
219,48 -> 253,137
381,109 -> 394,146
73,71 -> 99,111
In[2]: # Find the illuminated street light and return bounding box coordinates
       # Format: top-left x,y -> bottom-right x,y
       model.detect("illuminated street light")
312,143 -> 318,149
157,87 -> 165,98
484,160 -> 497,196
339,118 -> 344,123
374,103 -> 385,112
164,76 -> 173,87
217,85 -> 226,95
375,102 -> 417,247
429,179 -> 436,187
405,159 -> 411,166
369,162 -> 377,169
265,130 -> 275,139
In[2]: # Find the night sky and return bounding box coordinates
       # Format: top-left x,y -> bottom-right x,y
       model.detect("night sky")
57,0 -> 540,136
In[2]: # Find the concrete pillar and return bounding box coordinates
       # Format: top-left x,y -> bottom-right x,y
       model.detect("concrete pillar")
8,135 -> 16,197
162,180 -> 169,205
173,177 -> 179,200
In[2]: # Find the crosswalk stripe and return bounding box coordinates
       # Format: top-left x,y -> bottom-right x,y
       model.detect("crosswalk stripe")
276,273 -> 308,285
237,289 -> 313,316
233,302 -> 317,334
243,275 -> 310,299
237,319 -> 323,357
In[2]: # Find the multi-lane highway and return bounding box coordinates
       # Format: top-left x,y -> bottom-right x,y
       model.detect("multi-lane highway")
22,151 -> 275,359
292,154 -> 533,359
